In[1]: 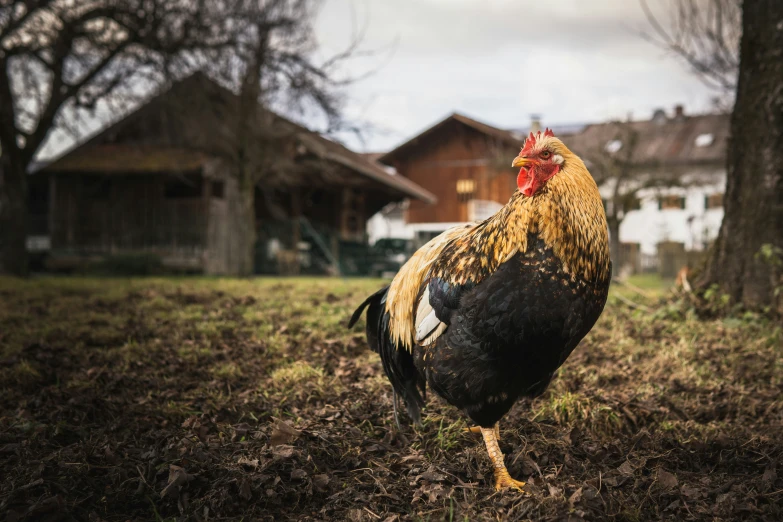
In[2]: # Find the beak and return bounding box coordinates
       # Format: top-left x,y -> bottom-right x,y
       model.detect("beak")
512,156 -> 534,168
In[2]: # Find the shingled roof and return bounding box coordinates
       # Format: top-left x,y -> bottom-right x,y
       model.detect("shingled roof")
564,112 -> 729,168
38,73 -> 436,204
378,112 -> 522,165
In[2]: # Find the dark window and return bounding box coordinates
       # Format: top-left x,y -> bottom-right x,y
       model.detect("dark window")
211,180 -> 224,199
346,214 -> 360,234
705,193 -> 723,209
164,174 -> 203,199
659,195 -> 686,210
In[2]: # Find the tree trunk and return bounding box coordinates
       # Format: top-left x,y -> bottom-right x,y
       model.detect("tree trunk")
608,215 -> 621,279
236,172 -> 256,277
1,155 -> 29,277
700,0 -> 783,310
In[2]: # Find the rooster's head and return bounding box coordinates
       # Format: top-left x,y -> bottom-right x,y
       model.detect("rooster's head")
512,129 -> 569,197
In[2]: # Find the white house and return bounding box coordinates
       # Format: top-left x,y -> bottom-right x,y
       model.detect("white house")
566,106 -> 729,273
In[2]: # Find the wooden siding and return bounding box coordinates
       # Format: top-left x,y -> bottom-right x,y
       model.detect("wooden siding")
50,172 -> 209,268
389,122 -> 518,224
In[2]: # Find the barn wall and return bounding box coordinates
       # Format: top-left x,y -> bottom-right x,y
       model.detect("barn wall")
390,124 -> 517,224
50,172 -> 209,269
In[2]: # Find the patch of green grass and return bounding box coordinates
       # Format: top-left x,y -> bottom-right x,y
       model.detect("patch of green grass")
212,362 -> 244,379
533,391 -> 624,435
269,360 -> 325,386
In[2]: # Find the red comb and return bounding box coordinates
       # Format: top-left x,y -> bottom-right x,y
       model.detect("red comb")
520,128 -> 556,155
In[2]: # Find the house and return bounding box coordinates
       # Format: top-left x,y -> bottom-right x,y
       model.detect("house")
376,113 -> 525,246
370,113 -> 580,246
31,73 -> 435,275
566,106 -> 729,275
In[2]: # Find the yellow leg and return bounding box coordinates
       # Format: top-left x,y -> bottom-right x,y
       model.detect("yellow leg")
464,423 -> 500,438
480,424 -> 526,492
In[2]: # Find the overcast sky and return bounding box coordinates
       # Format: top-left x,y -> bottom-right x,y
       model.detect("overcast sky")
315,0 -> 719,152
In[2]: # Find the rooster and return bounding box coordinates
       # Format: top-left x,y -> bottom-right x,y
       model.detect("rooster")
349,129 -> 611,491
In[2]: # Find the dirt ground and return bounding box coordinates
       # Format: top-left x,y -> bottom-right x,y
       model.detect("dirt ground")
1,277 -> 781,521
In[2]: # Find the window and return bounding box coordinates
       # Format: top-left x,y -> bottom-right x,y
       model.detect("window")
456,179 -> 476,203
211,181 -> 224,199
624,197 -> 642,212
658,195 -> 686,210
705,193 -> 723,209
164,174 -> 203,199
605,140 -> 622,153
695,133 -> 714,147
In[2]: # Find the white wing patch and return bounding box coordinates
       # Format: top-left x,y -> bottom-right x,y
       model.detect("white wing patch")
414,285 -> 447,346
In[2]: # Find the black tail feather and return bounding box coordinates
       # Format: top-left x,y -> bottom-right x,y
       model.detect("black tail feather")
348,286 -> 387,329
349,286 -> 425,425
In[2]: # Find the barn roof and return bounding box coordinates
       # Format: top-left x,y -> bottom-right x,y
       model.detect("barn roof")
37,73 -> 436,204
39,145 -> 211,173
378,112 -> 522,165
564,112 -> 729,168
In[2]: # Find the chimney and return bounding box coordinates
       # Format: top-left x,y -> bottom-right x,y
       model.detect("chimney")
674,104 -> 685,120
652,108 -> 667,125
530,114 -> 541,133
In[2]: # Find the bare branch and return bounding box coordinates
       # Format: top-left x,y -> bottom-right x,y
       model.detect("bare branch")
640,0 -> 740,96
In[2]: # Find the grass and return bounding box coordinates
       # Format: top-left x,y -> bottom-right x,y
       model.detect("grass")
0,275 -> 781,522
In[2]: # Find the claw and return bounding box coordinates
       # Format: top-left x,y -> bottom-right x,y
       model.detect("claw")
480,424 -> 527,493
494,469 -> 527,492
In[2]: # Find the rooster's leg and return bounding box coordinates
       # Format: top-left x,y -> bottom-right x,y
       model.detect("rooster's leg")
481,424 -> 526,492
465,424 -> 500,438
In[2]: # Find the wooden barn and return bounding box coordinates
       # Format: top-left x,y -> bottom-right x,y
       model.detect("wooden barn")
32,74 -> 435,275
377,113 -> 523,244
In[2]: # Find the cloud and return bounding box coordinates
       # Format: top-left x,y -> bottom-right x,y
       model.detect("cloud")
316,0 -> 718,152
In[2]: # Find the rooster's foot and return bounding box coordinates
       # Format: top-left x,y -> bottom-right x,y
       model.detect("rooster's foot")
493,469 -> 527,492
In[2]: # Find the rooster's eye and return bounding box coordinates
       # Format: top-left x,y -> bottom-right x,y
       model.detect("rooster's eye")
540,151 -> 551,159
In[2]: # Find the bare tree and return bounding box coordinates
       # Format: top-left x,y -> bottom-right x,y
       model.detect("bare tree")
644,0 -> 783,310
641,0 -> 741,103
0,0 -> 239,276
166,0 -> 363,276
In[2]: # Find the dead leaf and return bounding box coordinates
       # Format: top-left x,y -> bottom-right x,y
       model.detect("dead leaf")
617,460 -> 635,476
656,469 -> 678,490
762,466 -> 777,484
238,477 -> 252,500
313,474 -> 329,491
415,470 -> 446,483
272,445 -> 295,459
548,484 -> 563,497
270,418 -> 301,446
680,485 -> 703,499
160,465 -> 195,499
238,456 -> 259,469
568,486 -> 583,506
